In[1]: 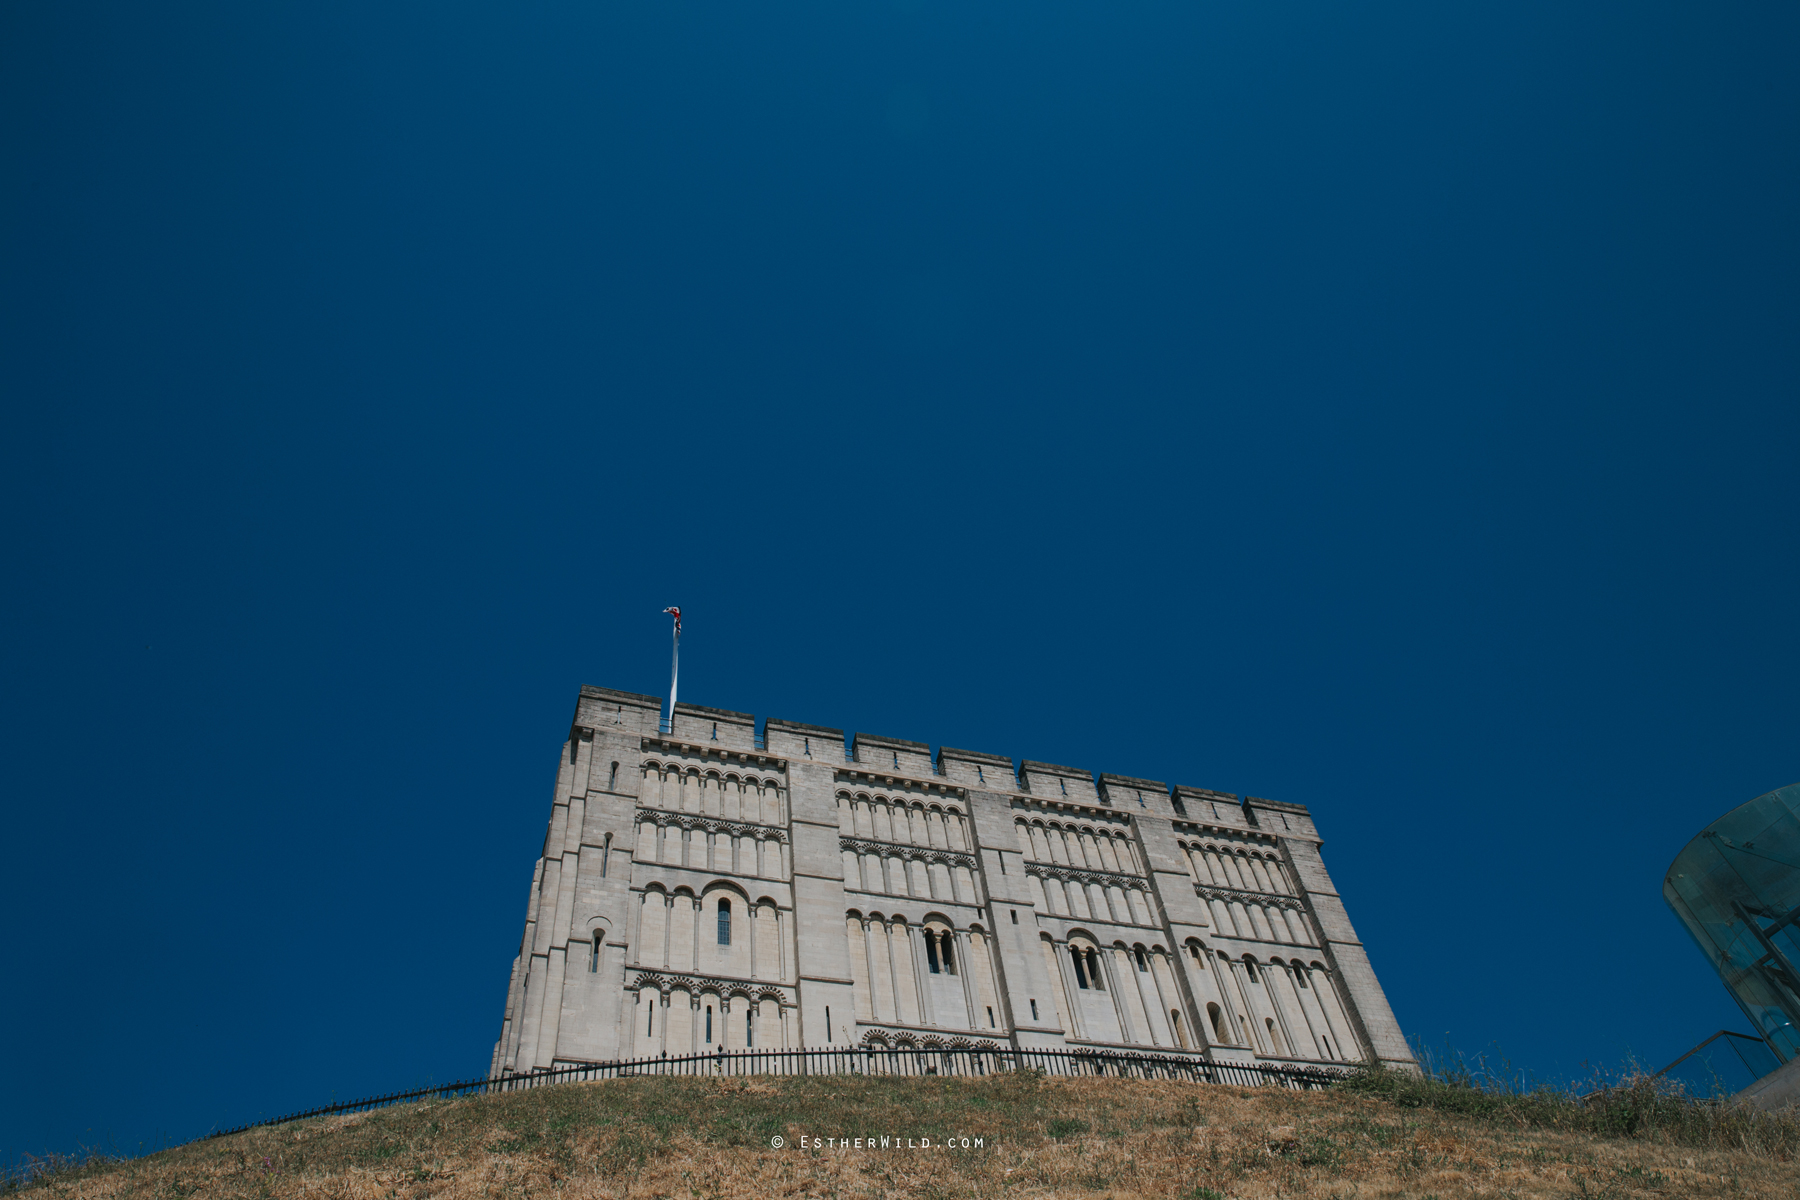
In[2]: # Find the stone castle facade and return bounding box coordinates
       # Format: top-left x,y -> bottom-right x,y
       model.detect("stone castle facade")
490,686 -> 1413,1075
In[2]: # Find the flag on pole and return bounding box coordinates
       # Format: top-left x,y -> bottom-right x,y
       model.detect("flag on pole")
663,607 -> 682,729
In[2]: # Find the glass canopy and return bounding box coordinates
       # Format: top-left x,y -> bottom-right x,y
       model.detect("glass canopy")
1665,782 -> 1800,1065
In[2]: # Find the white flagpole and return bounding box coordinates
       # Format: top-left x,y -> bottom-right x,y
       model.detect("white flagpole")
666,610 -> 681,732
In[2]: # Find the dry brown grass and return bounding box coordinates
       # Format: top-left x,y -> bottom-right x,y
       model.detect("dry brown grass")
11,1072 -> 1798,1199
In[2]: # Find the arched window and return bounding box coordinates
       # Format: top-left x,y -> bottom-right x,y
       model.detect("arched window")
717,899 -> 732,945
940,931 -> 957,976
705,1005 -> 713,1043
1071,946 -> 1090,989
1134,947 -> 1148,972
926,932 -> 941,974
590,932 -> 602,973
1294,967 -> 1309,989
746,1009 -> 754,1047
1171,1009 -> 1189,1049
1244,957 -> 1258,982
1188,943 -> 1207,970
1085,948 -> 1104,990
1208,1003 -> 1226,1043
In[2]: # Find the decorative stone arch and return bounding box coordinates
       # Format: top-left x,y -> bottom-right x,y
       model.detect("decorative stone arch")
699,878 -> 751,905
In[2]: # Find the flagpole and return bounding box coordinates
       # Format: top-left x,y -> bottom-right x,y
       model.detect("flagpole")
663,607 -> 682,733
668,622 -> 680,727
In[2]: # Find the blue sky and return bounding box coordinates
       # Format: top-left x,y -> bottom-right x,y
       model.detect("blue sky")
4,0 -> 1798,1166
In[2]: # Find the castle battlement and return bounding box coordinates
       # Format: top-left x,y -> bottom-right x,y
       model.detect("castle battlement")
490,686 -> 1412,1074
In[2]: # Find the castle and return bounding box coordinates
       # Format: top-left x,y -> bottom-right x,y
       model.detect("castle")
490,686 -> 1413,1074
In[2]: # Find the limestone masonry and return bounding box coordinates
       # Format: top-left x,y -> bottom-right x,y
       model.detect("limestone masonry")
491,686 -> 1414,1074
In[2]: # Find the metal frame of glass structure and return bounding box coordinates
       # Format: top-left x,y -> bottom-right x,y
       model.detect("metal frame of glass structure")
1665,782 -> 1800,1065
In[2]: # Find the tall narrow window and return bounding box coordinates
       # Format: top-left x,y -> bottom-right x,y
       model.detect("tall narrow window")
987,1006 -> 996,1028
609,762 -> 619,790
1171,1010 -> 1188,1049
711,722 -> 718,740
941,932 -> 956,975
976,765 -> 984,783
647,1003 -> 654,1035
1086,948 -> 1104,990
1071,947 -> 1089,989
1029,999 -> 1039,1020
1010,910 -> 1018,924
717,899 -> 731,945
1244,958 -> 1258,982
590,933 -> 601,973
804,737 -> 811,757
601,833 -> 612,878
1059,778 -> 1067,795
925,933 -> 941,974
825,1006 -> 831,1041
1134,948 -> 1148,972
705,1005 -> 713,1043
746,1011 -> 754,1046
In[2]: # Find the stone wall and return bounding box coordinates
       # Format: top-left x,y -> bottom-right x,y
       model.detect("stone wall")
489,685 -> 1416,1075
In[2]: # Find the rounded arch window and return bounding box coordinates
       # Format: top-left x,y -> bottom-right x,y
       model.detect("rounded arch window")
716,899 -> 732,945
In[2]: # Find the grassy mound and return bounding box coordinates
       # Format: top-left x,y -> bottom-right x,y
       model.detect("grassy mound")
8,1068 -> 1798,1198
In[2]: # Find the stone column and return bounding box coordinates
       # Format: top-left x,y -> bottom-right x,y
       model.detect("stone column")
884,919 -> 905,1024
1146,952 -> 1182,1048
1217,957 -> 1249,1048
1126,950 -> 1160,1045
1051,938 -> 1085,1039
979,933 -> 1006,1033
1311,965 -> 1360,1059
662,895 -> 673,969
861,917 -> 882,1022
1098,948 -> 1137,1044
909,925 -> 935,1025
1227,961 -> 1263,1053
954,929 -> 979,1030
1263,965 -> 1301,1057
1280,963 -> 1324,1057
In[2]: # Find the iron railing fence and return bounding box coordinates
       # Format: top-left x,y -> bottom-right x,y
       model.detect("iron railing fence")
205,1046 -> 1351,1141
